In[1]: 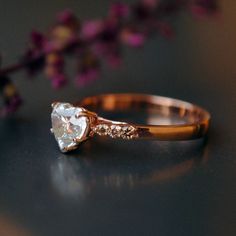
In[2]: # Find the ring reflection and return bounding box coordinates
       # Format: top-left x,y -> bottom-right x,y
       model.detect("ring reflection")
51,139 -> 209,200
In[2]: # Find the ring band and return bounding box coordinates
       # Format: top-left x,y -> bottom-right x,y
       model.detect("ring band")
50,93 -> 210,152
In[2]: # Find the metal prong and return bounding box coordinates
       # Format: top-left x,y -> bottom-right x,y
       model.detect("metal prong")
60,145 -> 78,153
60,147 -> 68,153
51,102 -> 59,108
75,113 -> 81,119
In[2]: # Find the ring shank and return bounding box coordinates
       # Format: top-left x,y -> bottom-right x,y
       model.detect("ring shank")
77,94 -> 210,141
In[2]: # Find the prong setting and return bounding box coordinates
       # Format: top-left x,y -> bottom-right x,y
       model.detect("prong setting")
51,102 -> 59,108
51,103 -> 91,153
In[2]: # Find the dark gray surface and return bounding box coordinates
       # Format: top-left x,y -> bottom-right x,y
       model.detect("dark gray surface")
0,1 -> 236,236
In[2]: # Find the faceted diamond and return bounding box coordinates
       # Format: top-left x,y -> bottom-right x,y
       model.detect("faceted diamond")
51,103 -> 89,152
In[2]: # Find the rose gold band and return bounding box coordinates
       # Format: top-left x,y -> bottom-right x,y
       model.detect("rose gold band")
77,93 -> 210,141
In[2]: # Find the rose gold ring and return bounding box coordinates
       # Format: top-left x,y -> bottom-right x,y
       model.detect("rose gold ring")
50,93 -> 210,153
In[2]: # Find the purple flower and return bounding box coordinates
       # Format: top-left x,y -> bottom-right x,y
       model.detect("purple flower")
0,78 -> 23,116
5,94 -> 23,114
109,3 -> 130,18
81,20 -> 104,40
44,52 -> 66,87
30,30 -> 46,49
121,29 -> 145,47
75,69 -> 100,87
0,0 -> 219,116
57,9 -> 78,27
46,53 -> 64,67
51,73 -> 67,89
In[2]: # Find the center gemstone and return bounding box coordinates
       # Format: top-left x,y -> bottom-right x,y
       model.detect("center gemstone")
51,103 -> 90,152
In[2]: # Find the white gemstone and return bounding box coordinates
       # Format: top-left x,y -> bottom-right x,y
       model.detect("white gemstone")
51,103 -> 89,152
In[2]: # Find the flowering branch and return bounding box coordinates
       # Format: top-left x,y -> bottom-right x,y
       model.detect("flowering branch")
0,0 -> 218,116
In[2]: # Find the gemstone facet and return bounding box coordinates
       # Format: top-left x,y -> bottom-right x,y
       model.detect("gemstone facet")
51,103 -> 90,152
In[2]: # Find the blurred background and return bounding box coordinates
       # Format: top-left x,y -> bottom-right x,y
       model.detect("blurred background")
0,0 -> 236,236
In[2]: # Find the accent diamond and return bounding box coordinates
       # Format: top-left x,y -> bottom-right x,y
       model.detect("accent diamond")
92,123 -> 138,139
51,103 -> 90,152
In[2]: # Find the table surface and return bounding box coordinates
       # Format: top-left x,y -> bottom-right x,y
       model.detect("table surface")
0,1 -> 236,236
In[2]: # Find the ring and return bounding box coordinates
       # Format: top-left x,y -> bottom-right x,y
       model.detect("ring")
50,93 -> 210,153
